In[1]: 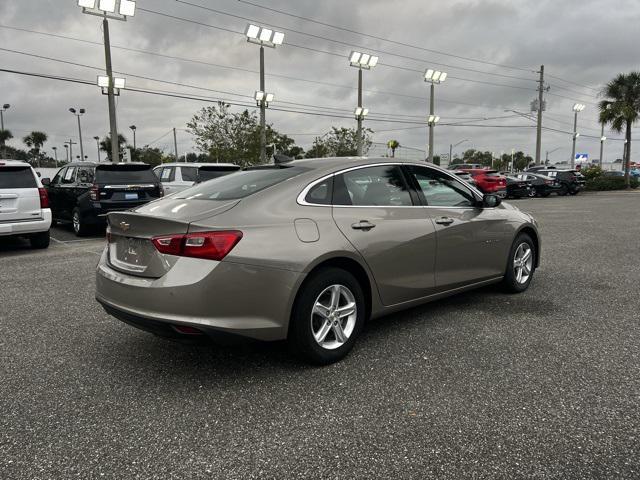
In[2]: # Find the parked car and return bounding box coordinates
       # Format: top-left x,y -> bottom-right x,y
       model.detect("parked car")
43,162 -> 163,236
603,171 -> 624,177
0,160 -> 51,248
465,169 -> 507,197
449,163 -> 484,171
451,170 -> 478,188
505,176 -> 533,198
526,165 -> 555,173
153,162 -> 241,195
95,158 -> 540,364
535,169 -> 585,195
515,173 -> 562,197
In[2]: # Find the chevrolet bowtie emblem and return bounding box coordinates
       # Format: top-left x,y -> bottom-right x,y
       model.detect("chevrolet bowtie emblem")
119,221 -> 130,232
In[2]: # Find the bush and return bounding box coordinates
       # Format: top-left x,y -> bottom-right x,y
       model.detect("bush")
585,176 -> 639,191
581,165 -> 604,181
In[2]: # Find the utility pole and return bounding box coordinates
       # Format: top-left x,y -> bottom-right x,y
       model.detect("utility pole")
103,17 -> 119,164
94,136 -> 101,162
535,65 -> 545,165
259,45 -> 266,163
357,68 -> 363,156
65,139 -> 77,162
599,123 -> 606,167
428,82 -> 435,163
173,127 -> 179,162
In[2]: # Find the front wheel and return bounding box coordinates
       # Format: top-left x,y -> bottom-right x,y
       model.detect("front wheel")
289,268 -> 365,365
502,233 -> 536,293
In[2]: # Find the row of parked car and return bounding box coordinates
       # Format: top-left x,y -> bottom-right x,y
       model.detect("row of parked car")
449,164 -> 586,199
0,160 -> 241,246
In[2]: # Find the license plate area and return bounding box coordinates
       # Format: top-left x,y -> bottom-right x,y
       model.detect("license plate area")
125,193 -> 139,200
108,236 -> 155,274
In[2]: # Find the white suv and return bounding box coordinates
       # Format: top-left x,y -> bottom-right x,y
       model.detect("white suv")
0,160 -> 52,248
153,162 -> 240,195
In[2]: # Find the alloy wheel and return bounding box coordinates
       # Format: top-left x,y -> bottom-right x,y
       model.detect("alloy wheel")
513,242 -> 533,284
311,284 -> 357,350
73,212 -> 80,234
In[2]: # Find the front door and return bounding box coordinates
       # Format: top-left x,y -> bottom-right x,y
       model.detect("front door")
405,165 -> 509,291
331,165 -> 438,306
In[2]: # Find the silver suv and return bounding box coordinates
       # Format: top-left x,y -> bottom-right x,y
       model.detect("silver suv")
0,160 -> 52,248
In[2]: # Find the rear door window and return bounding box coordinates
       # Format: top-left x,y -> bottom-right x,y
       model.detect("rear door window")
76,167 -> 94,184
333,166 -> 412,206
62,167 -> 77,184
95,165 -> 158,184
180,167 -> 198,182
0,166 -> 37,188
159,167 -> 175,182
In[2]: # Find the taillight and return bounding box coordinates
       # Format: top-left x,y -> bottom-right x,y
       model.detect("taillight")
90,184 -> 99,201
38,187 -> 49,208
152,230 -> 243,261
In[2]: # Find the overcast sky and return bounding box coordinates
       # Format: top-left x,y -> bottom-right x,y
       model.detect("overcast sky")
1,0 -> 639,164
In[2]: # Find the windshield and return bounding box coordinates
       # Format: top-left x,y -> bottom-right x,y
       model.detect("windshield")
95,165 -> 157,184
177,166 -> 308,200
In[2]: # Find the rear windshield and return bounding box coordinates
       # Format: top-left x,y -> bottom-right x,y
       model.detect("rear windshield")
95,165 -> 157,184
177,166 -> 308,201
0,166 -> 37,188
198,166 -> 240,182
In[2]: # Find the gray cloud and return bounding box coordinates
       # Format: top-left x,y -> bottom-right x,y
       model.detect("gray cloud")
1,0 -> 637,163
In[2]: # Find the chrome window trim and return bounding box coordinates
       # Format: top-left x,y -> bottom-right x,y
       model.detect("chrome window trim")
296,162 -> 485,208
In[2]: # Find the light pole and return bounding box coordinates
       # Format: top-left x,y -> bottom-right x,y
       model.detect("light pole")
93,136 -> 101,162
63,144 -> 69,162
78,0 -> 135,163
348,51 -> 378,156
570,103 -> 585,168
129,125 -> 136,149
424,69 -> 447,163
600,134 -> 607,168
245,24 -> 284,163
52,146 -> 58,167
427,115 -> 440,161
449,139 -> 468,165
69,107 -> 85,161
0,103 -> 9,132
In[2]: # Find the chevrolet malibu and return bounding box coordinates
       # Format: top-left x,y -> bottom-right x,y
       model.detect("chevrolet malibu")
96,158 -> 540,364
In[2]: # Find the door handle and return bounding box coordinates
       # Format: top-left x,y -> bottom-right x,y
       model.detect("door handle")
435,217 -> 454,226
351,220 -> 376,231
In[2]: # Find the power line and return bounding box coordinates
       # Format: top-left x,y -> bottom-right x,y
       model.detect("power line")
233,0 -> 533,73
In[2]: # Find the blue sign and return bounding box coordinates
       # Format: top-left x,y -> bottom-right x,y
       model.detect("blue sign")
575,153 -> 589,162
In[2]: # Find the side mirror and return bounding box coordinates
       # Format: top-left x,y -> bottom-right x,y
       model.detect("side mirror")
41,178 -> 51,186
482,194 -> 501,208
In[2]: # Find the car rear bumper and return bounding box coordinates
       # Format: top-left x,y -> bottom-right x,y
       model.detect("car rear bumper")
0,209 -> 51,236
95,247 -> 304,342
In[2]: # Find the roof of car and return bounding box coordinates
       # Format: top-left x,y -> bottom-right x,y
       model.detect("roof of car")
63,161 -> 151,167
157,162 -> 240,168
0,159 -> 32,166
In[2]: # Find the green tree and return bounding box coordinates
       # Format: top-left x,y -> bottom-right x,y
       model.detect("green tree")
387,139 -> 400,158
599,72 -> 640,188
22,131 -> 48,167
304,127 -> 373,158
99,134 -> 128,161
136,146 -> 166,166
0,129 -> 12,146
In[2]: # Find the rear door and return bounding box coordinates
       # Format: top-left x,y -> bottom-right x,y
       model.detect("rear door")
157,166 -> 176,195
0,164 -> 41,224
405,165 -> 508,290
94,164 -> 162,211
331,164 -> 438,306
46,167 -> 66,219
174,166 -> 198,193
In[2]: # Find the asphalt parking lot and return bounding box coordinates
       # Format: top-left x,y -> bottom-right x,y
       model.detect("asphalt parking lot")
1,192 -> 639,479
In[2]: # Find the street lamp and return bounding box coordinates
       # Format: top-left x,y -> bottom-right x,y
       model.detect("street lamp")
69,107 -> 86,162
63,144 -> 69,163
570,103 -> 585,168
449,139 -> 468,165
0,103 -> 9,132
129,125 -> 137,149
245,23 -> 284,163
78,0 -> 136,163
424,69 -> 447,163
93,136 -> 101,162
52,146 -> 58,167
349,51 -> 378,156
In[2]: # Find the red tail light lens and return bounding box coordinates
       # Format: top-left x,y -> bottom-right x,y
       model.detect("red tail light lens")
152,230 -> 243,261
90,184 -> 99,201
38,188 -> 49,208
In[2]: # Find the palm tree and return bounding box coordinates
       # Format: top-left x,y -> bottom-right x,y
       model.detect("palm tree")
387,139 -> 400,158
0,129 -> 12,146
599,72 -> 640,188
23,131 -> 48,168
99,134 -> 127,161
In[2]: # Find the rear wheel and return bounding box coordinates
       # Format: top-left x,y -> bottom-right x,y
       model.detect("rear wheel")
289,268 -> 365,365
558,184 -> 569,196
72,208 -> 89,237
502,233 -> 536,293
30,230 -> 50,249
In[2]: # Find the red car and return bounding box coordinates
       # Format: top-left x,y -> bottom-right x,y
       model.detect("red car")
466,169 -> 507,197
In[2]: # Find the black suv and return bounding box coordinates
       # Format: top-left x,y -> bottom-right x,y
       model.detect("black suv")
535,169 -> 585,195
43,162 -> 163,235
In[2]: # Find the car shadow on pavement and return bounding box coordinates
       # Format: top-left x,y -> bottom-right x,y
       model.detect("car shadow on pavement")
0,236 -> 38,254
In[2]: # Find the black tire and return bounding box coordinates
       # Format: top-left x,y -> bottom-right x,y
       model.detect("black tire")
569,188 -> 579,196
72,208 -> 89,237
502,233 -> 536,293
289,268 -> 366,365
558,184 -> 569,196
30,230 -> 50,249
